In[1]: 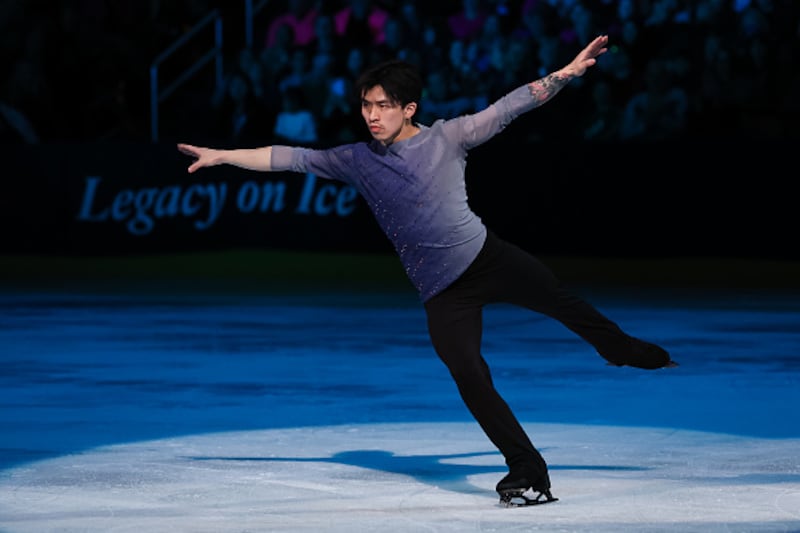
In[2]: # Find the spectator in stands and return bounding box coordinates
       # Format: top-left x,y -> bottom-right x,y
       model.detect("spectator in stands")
643,0 -> 675,26
693,0 -> 727,25
237,47 -> 267,103
396,0 -> 426,48
467,12 -> 505,76
272,85 -> 318,145
344,45 -> 366,83
5,0 -> 799,143
619,60 -> 688,140
447,0 -> 489,42
581,79 -> 623,141
417,69 -> 486,125
304,50 -> 338,118
512,1 -> 559,51
211,67 -> 273,144
368,14 -> 416,65
310,12 -> 344,59
278,47 -> 312,95
567,2 -> 600,47
260,22 -> 295,88
264,0 -> 320,49
334,0 -> 389,48
446,39 -> 482,95
318,49 -> 363,143
411,16 -> 449,76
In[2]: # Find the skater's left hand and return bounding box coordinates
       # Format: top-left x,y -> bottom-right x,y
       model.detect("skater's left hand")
562,35 -> 609,78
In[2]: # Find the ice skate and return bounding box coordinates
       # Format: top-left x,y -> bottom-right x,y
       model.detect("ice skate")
496,468 -> 558,507
605,337 -> 678,369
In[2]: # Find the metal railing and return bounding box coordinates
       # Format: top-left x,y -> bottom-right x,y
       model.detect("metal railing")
148,1 -> 271,142
245,0 -> 271,48
149,9 -> 223,142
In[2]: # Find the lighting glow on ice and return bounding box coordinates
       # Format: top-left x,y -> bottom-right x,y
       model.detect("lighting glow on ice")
1,287 -> 799,531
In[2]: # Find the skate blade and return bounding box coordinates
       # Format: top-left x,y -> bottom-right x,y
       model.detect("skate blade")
499,489 -> 558,508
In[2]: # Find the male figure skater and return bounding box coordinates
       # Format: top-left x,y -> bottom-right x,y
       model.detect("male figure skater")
178,35 -> 676,507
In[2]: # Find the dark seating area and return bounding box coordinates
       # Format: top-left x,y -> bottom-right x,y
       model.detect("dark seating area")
2,0 -> 798,145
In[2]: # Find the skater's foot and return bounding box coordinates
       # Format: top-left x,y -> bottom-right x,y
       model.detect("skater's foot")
604,337 -> 677,370
496,464 -> 550,494
496,466 -> 557,507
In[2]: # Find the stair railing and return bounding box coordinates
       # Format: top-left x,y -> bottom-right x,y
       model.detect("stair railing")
150,9 -> 224,142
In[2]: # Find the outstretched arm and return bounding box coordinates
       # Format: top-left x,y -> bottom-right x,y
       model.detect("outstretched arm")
527,34 -> 608,107
177,144 -> 274,173
455,35 -> 610,149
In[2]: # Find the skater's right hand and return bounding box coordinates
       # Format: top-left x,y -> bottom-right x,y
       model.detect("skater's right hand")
177,143 -> 224,173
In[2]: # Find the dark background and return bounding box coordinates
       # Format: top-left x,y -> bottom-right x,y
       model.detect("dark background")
1,1 -> 798,266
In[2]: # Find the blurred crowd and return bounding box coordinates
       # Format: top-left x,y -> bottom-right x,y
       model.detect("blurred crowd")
2,0 -> 798,145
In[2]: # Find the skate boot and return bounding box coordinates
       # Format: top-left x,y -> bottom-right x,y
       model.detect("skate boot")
496,466 -> 558,507
604,336 -> 678,370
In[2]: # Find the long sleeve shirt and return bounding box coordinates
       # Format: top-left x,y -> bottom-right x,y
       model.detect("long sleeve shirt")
270,84 -> 540,302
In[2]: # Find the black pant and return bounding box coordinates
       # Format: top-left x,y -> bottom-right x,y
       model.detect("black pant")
424,230 -> 631,477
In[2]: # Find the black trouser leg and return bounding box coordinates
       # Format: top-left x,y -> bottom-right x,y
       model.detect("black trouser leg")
422,231 -> 637,484
481,237 -> 633,361
477,236 -> 670,366
424,293 -> 549,481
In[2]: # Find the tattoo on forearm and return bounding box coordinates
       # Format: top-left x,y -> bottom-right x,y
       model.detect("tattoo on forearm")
528,72 -> 571,106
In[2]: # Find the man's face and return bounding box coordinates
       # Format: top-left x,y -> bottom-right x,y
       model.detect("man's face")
360,85 -> 415,145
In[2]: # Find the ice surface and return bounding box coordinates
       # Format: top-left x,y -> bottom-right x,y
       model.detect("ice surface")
1,287 -> 799,532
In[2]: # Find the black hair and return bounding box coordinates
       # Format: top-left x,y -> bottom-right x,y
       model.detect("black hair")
353,59 -> 422,107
